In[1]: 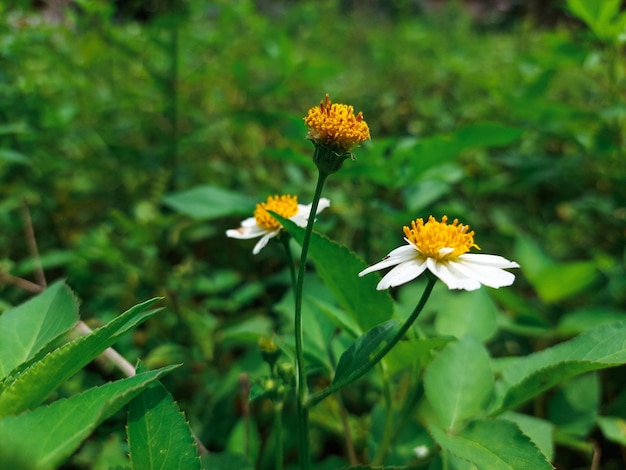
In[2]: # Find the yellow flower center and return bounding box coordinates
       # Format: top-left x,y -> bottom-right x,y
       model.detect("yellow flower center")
403,215 -> 480,260
304,94 -> 371,151
254,194 -> 299,230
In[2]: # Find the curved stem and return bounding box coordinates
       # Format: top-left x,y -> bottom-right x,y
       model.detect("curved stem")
307,276 -> 437,407
294,170 -> 328,470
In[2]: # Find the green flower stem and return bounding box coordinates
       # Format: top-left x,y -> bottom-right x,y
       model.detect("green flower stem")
274,402 -> 284,470
294,169 -> 329,470
307,276 -> 437,407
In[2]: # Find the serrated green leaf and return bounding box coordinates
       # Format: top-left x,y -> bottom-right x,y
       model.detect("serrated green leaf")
494,321 -> 626,413
427,419 -> 553,470
499,412 -> 554,461
0,281 -> 79,380
0,366 -> 178,470
275,215 -> 394,331
332,320 -> 399,385
0,298 -> 162,416
163,185 -> 256,220
424,337 -> 494,431
128,369 -> 201,470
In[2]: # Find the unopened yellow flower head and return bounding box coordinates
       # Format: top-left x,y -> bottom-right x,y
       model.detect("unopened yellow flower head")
304,94 -> 370,174
254,195 -> 299,230
403,215 -> 481,261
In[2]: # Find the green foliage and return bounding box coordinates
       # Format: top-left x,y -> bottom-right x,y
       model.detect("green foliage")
1,0 -> 625,468
0,284 -> 192,469
128,364 -> 202,470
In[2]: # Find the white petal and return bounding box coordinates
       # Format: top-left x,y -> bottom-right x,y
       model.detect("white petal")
376,259 -> 428,290
457,253 -> 519,269
241,217 -> 259,227
438,247 -> 455,257
226,222 -> 269,240
427,258 -> 481,291
291,198 -> 331,227
358,244 -> 418,277
252,230 -> 280,255
452,258 -> 517,289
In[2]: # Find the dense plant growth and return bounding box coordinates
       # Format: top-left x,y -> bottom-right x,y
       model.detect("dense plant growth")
0,0 -> 625,469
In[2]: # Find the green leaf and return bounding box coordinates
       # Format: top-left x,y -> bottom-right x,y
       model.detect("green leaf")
514,236 -> 598,303
433,289 -> 499,342
597,416 -> 626,446
424,337 -> 494,431
162,185 -> 256,220
276,215 -> 394,331
499,412 -> 554,461
427,419 -> 553,470
0,281 -> 79,380
494,321 -> 626,413
567,0 -> 622,41
556,308 -> 626,336
547,373 -> 599,438
0,298 -> 162,416
0,148 -> 30,164
332,320 -> 399,385
128,367 -> 201,470
0,366 -> 178,470
532,261 -> 598,303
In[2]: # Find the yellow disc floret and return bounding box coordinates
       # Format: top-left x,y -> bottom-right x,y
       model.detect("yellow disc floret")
254,195 -> 299,230
304,94 -> 370,151
403,215 -> 480,260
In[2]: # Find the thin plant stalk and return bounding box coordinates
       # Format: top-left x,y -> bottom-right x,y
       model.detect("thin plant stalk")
294,170 -> 329,470
371,362 -> 394,466
307,276 -> 437,407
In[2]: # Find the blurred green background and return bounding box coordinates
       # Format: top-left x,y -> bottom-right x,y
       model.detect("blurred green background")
1,0 -> 625,468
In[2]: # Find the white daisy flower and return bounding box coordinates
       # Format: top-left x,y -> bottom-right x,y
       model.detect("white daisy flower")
359,215 -> 519,291
226,194 -> 330,255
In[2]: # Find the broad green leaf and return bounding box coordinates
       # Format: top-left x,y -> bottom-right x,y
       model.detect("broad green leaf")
494,321 -> 626,413
433,289 -> 498,342
532,261 -> 598,303
162,185 -> 256,220
332,320 -> 399,385
0,366 -> 178,470
0,298 -> 162,416
514,236 -> 598,303
597,416 -> 626,446
547,373 -> 599,438
427,419 -> 553,470
0,281 -> 79,380
128,367 -> 201,470
500,412 -> 554,461
276,215 -> 394,331
424,337 -> 494,431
